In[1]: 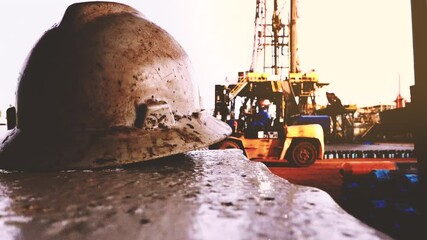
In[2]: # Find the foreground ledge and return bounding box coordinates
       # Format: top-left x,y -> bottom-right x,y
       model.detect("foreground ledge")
0,149 -> 390,239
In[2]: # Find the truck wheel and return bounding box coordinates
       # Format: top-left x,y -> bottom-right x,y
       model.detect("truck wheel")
289,141 -> 317,167
210,138 -> 247,157
216,140 -> 241,149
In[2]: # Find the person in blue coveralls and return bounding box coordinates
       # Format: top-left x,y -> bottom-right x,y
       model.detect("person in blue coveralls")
253,99 -> 271,129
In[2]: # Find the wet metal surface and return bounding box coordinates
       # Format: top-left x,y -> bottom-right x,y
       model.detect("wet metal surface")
0,150 -> 390,240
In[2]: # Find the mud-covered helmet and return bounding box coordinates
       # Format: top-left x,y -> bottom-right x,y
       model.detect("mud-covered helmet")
0,2 -> 231,170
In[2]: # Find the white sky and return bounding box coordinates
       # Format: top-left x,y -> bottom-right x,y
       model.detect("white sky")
0,0 -> 414,120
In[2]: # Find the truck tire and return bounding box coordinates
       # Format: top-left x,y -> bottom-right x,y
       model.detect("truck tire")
210,138 -> 247,157
216,139 -> 241,149
288,141 -> 317,167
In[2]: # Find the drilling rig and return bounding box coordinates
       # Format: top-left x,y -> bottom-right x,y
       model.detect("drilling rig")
250,0 -> 329,114
211,0 -> 329,167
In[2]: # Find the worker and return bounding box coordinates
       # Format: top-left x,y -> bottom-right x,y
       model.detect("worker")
0,2 -> 231,170
226,112 -> 238,135
253,99 -> 271,129
326,92 -> 345,114
236,104 -> 248,134
326,92 -> 345,140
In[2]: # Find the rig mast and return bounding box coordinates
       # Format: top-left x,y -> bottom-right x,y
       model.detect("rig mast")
250,0 -> 328,114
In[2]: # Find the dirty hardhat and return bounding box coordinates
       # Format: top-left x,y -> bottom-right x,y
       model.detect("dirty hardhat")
0,2 -> 231,170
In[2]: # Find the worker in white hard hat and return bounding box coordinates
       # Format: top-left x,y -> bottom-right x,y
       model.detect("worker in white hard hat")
0,2 -> 231,170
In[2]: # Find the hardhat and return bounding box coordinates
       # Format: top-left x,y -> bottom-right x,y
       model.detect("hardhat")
0,2 -> 231,170
260,99 -> 271,107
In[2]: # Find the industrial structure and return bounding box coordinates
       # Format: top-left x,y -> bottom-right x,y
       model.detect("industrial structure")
212,0 -> 415,160
215,0 -> 329,117
211,0 -> 328,166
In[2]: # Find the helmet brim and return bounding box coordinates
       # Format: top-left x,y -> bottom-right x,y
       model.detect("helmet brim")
0,112 -> 231,170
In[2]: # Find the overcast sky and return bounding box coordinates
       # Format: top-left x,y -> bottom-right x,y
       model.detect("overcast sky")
0,0 -> 414,121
